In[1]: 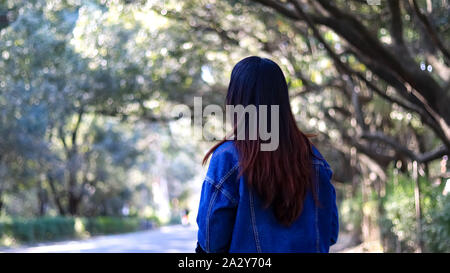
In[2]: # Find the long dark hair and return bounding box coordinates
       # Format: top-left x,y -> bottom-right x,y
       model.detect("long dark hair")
203,56 -> 316,226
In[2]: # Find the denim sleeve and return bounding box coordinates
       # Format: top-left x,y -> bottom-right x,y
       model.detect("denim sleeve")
196,148 -> 239,253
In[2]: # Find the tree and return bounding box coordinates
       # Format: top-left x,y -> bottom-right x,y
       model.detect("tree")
0,0 -> 207,216
248,0 -> 449,160
150,0 -> 449,249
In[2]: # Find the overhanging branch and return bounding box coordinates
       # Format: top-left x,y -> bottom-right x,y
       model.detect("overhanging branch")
361,131 -> 448,163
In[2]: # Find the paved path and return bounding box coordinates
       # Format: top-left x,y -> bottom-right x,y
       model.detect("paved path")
0,225 -> 354,253
0,225 -> 198,253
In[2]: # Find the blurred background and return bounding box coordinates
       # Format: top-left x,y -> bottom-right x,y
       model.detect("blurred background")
0,0 -> 449,253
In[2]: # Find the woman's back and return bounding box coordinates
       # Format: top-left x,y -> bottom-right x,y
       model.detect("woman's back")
196,56 -> 339,253
196,141 -> 339,253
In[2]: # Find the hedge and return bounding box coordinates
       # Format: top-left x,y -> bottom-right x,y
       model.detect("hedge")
82,217 -> 140,235
0,216 -> 147,246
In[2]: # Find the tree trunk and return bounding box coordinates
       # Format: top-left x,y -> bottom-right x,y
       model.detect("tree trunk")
412,161 -> 424,252
68,192 -> 80,216
361,177 -> 371,243
0,190 -> 3,214
377,176 -> 387,252
47,174 -> 66,215
61,109 -> 84,216
350,147 -> 363,245
67,156 -> 81,216
37,180 -> 48,216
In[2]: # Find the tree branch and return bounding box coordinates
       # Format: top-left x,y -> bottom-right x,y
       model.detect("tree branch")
252,0 -> 301,20
47,173 -> 66,215
388,0 -> 405,46
71,108 -> 84,150
361,131 -> 448,163
409,0 -> 450,62
324,112 -> 396,166
289,1 -> 450,149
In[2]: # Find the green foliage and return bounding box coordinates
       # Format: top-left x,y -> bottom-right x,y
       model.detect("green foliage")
0,0 -> 202,219
379,169 -> 449,253
145,215 -> 162,227
82,217 -> 140,235
423,194 -> 450,253
337,168 -> 450,253
380,173 -> 417,252
0,216 -> 144,245
0,217 -> 76,243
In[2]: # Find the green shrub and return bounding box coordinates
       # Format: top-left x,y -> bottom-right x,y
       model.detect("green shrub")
1,217 -> 76,243
0,216 -> 142,245
34,217 -> 76,241
83,217 -> 140,235
146,215 -> 161,227
380,174 -> 417,252
380,169 -> 449,253
11,219 -> 35,242
0,218 -> 13,239
0,217 -> 73,243
423,194 -> 450,252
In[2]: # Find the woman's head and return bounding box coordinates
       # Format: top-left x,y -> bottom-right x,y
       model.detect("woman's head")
204,56 -> 316,226
227,56 -> 289,108
226,56 -> 296,148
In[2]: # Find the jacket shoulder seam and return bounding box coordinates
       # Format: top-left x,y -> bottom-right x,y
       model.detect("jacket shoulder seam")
205,177 -> 238,205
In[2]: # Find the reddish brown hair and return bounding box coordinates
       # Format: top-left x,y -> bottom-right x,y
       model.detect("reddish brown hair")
203,56 -> 317,226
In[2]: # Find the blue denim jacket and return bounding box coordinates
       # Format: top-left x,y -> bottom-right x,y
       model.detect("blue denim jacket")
196,141 -> 339,253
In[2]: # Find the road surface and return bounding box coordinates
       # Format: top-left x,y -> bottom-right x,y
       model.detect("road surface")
0,225 -> 352,253
0,225 -> 198,253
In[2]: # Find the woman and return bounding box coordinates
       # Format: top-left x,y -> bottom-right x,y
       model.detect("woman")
196,56 -> 338,253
